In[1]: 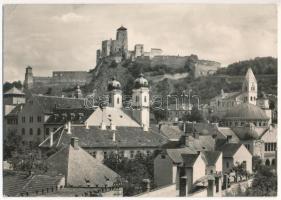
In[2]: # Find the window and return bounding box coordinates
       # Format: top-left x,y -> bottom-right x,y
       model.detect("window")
46,128 -> 50,136
226,161 -> 229,168
104,151 -> 107,159
250,96 -> 253,101
259,122 -> 262,126
117,97 -> 120,104
136,96 -> 139,103
22,116 -> 25,123
37,128 -> 41,135
22,128 -> 25,135
245,144 -> 250,150
265,143 -> 268,151
29,128 -> 33,135
130,150 -> 134,159
29,116 -> 33,123
119,151 -> 124,158
144,96 -> 147,103
92,151 -> 96,158
37,116 -> 42,122
146,150 -> 151,157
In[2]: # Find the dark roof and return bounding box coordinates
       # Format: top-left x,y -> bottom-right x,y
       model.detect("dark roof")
160,124 -> 183,140
40,126 -> 169,149
32,95 -> 85,114
166,147 -> 197,163
181,154 -> 200,167
3,170 -> 63,197
217,143 -> 242,157
46,144 -> 120,187
5,104 -> 24,117
45,108 -> 95,125
224,103 -> 269,120
117,26 -> 127,31
202,151 -> 221,166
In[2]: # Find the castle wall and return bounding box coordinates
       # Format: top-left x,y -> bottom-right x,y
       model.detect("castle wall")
102,40 -> 112,57
52,71 -> 91,84
151,56 -> 188,68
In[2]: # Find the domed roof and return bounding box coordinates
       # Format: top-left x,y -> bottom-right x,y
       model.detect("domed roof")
134,73 -> 149,89
108,77 -> 121,91
224,103 -> 269,120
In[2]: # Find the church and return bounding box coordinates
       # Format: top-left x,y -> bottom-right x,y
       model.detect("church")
210,68 -> 277,165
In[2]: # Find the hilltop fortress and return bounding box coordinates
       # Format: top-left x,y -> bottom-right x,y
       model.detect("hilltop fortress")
96,26 -> 221,78
24,26 -> 221,90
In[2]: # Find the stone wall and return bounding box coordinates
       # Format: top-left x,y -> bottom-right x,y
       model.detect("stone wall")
151,55 -> 188,69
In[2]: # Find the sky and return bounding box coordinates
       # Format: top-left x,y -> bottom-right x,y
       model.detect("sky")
3,4 -> 277,82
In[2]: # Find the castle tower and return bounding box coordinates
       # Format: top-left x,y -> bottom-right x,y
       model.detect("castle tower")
74,85 -> 83,99
24,66 -> 33,89
116,26 -> 128,58
132,73 -> 150,129
108,77 -> 122,108
242,68 -> 257,105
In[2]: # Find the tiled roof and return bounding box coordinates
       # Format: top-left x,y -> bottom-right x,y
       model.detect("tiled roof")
231,126 -> 263,140
85,107 -> 141,127
166,147 -> 197,164
217,127 -> 240,142
181,154 -> 200,167
217,143 -> 242,157
46,144 -> 120,187
3,170 -> 64,197
4,86 -> 25,96
45,108 -> 95,125
160,124 -> 183,141
40,125 -> 169,149
188,135 -> 216,151
224,103 -> 269,120
32,94 -> 85,114
202,151 -> 221,166
5,104 -> 23,117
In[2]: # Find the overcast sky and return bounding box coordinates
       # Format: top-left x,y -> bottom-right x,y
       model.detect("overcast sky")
3,4 -> 277,82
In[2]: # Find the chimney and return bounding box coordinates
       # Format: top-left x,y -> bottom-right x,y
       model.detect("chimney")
71,137 -> 79,150
67,121 -> 71,134
143,124 -> 148,132
110,123 -> 116,131
85,121 -> 89,129
101,122 -> 106,130
207,175 -> 215,197
112,131 -> 116,142
50,132 -> 54,147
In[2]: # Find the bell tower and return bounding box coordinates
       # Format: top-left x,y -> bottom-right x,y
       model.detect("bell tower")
242,68 -> 257,105
132,74 -> 150,129
108,77 -> 122,109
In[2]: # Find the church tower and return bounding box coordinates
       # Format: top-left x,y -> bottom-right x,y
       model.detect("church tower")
132,73 -> 150,130
116,26 -> 128,58
242,68 -> 257,105
108,77 -> 122,108
24,66 -> 33,89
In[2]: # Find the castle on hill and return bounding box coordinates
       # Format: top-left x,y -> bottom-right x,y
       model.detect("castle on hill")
96,26 -> 163,65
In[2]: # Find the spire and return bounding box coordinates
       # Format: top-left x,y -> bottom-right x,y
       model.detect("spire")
244,68 -> 257,83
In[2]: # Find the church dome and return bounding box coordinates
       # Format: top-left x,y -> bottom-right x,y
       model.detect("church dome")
224,103 -> 269,120
134,73 -> 149,89
108,77 -> 121,91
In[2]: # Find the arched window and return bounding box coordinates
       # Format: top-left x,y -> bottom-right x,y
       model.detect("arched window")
272,159 -> 276,166
22,128 -> 25,135
144,96 -> 147,103
29,128 -> 33,135
250,96 -> 253,101
117,97 -> 120,104
37,128 -> 41,135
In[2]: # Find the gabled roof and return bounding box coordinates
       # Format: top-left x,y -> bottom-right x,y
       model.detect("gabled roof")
217,143 -> 242,157
5,104 -> 24,117
244,68 -> 257,83
4,86 -> 25,96
217,127 -> 240,142
166,147 -> 197,164
160,124 -> 183,141
181,154 -> 200,167
46,143 -> 120,187
32,94 -> 85,114
202,151 -> 221,166
86,107 -> 141,127
40,125 -> 169,149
